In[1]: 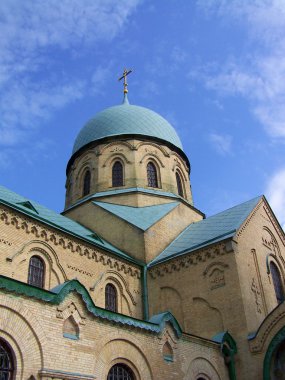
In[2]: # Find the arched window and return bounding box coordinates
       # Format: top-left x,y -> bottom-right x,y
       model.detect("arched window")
28,256 -> 45,288
176,171 -> 184,197
107,364 -> 135,380
147,162 -> 158,188
0,339 -> 15,379
270,262 -> 285,304
105,283 -> 117,312
112,161 -> 123,187
271,339 -> 285,378
83,170 -> 91,196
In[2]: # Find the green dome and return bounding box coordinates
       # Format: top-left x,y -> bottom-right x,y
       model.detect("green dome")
72,98 -> 183,154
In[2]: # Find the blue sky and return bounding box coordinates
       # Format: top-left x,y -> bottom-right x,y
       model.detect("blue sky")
0,0 -> 285,229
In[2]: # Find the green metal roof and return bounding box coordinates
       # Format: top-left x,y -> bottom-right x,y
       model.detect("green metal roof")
72,98 -> 183,154
149,196 -> 262,266
93,201 -> 179,231
64,187 -> 203,216
0,275 -> 181,335
0,185 -> 135,263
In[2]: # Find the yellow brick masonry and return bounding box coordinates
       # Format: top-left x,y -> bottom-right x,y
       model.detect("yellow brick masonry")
0,291 -> 228,380
65,139 -> 193,209
0,205 -> 142,319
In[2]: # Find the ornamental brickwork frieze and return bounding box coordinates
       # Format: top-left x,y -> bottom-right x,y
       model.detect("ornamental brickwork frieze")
236,200 -> 262,240
0,207 -> 140,279
149,243 -> 231,279
262,203 -> 285,247
0,238 -> 12,246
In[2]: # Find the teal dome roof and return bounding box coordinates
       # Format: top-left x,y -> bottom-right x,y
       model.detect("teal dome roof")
72,98 -> 183,154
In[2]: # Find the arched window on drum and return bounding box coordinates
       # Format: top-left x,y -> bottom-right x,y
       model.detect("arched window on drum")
147,162 -> 158,188
28,256 -> 45,288
83,170 -> 91,196
175,171 -> 184,197
112,161 -> 124,187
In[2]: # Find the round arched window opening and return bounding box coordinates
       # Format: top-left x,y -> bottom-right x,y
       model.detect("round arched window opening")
83,170 -> 91,196
0,339 -> 15,380
105,283 -> 117,312
176,171 -> 184,197
107,363 -> 135,380
147,162 -> 158,188
28,256 -> 45,288
112,161 -> 124,187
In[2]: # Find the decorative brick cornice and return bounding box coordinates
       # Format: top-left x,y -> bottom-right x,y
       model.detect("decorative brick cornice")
262,202 -> 285,247
236,199 -> 263,240
0,207 -> 140,279
149,243 -> 230,279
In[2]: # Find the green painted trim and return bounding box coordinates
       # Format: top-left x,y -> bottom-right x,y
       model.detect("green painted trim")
149,312 -> 182,338
16,201 -> 39,214
263,325 -> 285,380
142,266 -> 149,320
213,332 -> 237,380
63,187 -> 204,217
0,275 -> 180,336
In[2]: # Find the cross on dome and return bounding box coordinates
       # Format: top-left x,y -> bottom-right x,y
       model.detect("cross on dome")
118,68 -> 132,95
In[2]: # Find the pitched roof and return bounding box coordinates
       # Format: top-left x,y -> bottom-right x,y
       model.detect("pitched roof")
93,201 -> 179,231
0,185 -> 135,263
149,196 -> 262,266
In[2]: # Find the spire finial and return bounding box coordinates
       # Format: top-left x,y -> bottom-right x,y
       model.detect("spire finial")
118,68 -> 132,95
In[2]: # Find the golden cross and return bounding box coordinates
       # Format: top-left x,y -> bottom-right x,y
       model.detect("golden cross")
118,68 -> 132,94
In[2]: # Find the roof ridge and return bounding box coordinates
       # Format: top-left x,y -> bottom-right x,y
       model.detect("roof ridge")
94,200 -> 178,210
149,195 -> 263,267
205,195 -> 263,220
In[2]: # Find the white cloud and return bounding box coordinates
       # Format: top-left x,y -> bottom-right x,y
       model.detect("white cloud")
196,0 -> 285,140
266,168 -> 285,230
0,0 -> 140,149
209,133 -> 232,155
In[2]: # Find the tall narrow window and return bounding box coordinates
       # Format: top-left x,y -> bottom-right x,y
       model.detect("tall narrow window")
176,171 -> 184,197
105,283 -> 117,312
270,262 -> 285,304
83,170 -> 91,196
28,256 -> 45,288
112,161 -> 123,187
147,162 -> 158,188
0,339 -> 15,380
107,364 -> 134,380
163,341 -> 174,362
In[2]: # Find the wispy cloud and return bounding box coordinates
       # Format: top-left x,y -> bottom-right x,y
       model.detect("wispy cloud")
0,0 -> 140,150
209,133 -> 232,155
196,0 -> 285,140
266,168 -> 285,230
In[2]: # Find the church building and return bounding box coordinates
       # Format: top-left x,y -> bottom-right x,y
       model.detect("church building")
0,72 -> 284,380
